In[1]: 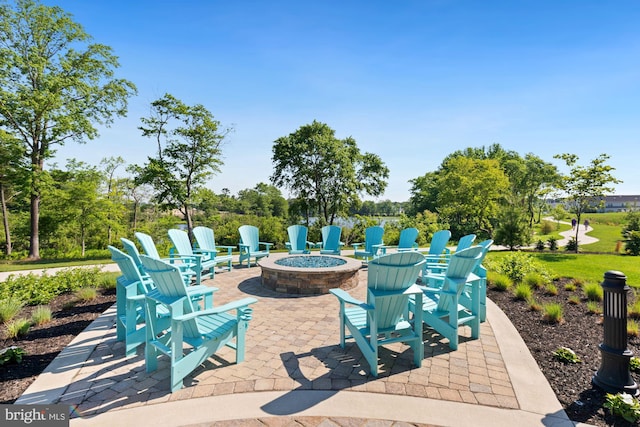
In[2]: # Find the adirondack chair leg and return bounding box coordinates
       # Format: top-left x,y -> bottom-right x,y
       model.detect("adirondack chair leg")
145,300 -> 159,373
235,307 -> 253,363
412,293 -> 424,368
170,320 -> 185,392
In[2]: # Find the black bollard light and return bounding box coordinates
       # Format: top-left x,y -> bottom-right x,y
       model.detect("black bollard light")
592,270 -> 639,396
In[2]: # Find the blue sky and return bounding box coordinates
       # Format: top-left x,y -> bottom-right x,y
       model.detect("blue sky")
44,1 -> 640,202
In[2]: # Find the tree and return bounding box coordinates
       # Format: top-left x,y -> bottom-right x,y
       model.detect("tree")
0,0 -> 136,259
100,156 -> 125,245
493,198 -> 531,250
135,94 -> 229,239
554,153 -> 621,252
0,130 -> 26,256
271,120 -> 389,225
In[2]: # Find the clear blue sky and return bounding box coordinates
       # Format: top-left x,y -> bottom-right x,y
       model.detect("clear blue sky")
44,0 -> 640,202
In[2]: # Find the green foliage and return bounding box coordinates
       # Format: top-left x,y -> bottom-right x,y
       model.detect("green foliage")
583,282 -> 603,302
542,303 -> 563,323
604,393 -> 640,423
0,346 -> 26,365
567,295 -> 581,305
488,272 -> 512,291
522,272 -> 546,289
31,306 -> 52,326
74,287 -> 97,302
535,239 -> 545,251
486,251 -> 550,284
553,347 -> 581,363
625,231 -> 640,256
540,220 -> 555,235
4,318 -> 30,338
627,320 -> 640,338
545,284 -> 558,296
622,210 -> 640,240
564,282 -> 577,292
0,267 -> 103,305
271,120 -> 389,225
564,237 -> 578,252
586,301 -> 602,314
547,237 -> 558,251
513,283 -> 533,301
630,357 -> 640,372
0,297 -> 25,323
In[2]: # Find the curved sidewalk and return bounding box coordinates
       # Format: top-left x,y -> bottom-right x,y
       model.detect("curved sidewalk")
15,256 -> 593,427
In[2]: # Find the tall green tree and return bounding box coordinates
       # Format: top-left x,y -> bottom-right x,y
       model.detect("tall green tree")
554,153 -> 621,252
135,94 -> 229,239
0,130 -> 26,256
271,120 -> 389,225
0,0 -> 136,259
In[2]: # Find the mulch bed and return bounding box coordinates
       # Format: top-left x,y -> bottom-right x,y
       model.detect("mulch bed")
2,281 -> 640,426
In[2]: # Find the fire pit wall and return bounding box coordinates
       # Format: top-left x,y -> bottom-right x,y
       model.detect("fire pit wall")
258,255 -> 362,295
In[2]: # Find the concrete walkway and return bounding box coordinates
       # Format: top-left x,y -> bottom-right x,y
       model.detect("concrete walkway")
14,252 -> 595,427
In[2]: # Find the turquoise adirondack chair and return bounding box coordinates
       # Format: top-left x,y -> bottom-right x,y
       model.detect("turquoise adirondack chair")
120,237 -> 153,285
352,226 -> 385,262
168,228 -> 220,285
412,245 -> 484,350
192,226 -> 234,274
139,255 -> 257,392
397,227 -> 419,252
109,246 -> 216,357
135,231 -> 197,283
238,225 -> 272,267
285,225 -> 311,254
424,232 -> 475,276
319,225 -> 344,255
330,252 -> 426,377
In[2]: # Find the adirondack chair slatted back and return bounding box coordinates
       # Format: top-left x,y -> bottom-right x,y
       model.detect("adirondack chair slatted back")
193,226 -> 217,252
135,232 -> 162,259
454,234 -> 476,253
239,225 -> 260,251
139,256 -> 200,338
367,252 -> 425,330
398,228 -> 419,251
287,225 -> 308,253
428,230 -> 451,256
168,229 -> 195,256
109,245 -> 151,293
321,225 -> 342,252
437,245 -> 484,312
364,226 -> 384,253
121,238 -> 149,279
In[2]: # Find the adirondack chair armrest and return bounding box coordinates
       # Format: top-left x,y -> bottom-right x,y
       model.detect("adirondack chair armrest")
351,242 -> 363,250
194,248 -> 217,257
215,245 -> 234,255
238,243 -> 250,252
174,297 -> 258,321
329,288 -> 373,310
258,242 -> 273,249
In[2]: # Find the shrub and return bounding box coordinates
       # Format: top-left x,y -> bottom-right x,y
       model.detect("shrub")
625,231 -> 640,256
31,306 -> 52,326
630,357 -> 640,372
488,272 -> 512,291
527,297 -> 542,311
542,303 -> 563,323
567,295 -> 581,305
586,301 -> 602,314
5,318 -> 31,339
604,393 -> 640,423
564,282 -> 577,292
583,282 -> 603,302
0,346 -> 26,365
523,272 -> 546,290
535,239 -> 545,251
553,346 -> 580,363
628,299 -> 640,319
0,298 -> 25,323
547,237 -> 558,251
487,252 -> 551,284
565,237 -> 578,252
513,283 -> 532,301
540,220 -> 555,235
545,284 -> 558,296
74,287 -> 97,302
628,320 -> 640,338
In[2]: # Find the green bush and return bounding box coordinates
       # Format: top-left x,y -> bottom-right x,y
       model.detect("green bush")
5,318 -> 31,338
547,237 -> 558,251
0,298 -> 25,323
565,237 -> 578,252
513,283 -> 532,301
522,272 -> 546,289
0,346 -> 26,365
540,220 -> 555,235
535,239 -> 545,251
489,273 -> 512,291
542,303 -> 563,323
486,252 -> 550,284
625,231 -> 640,256
583,282 -> 603,302
31,306 -> 52,326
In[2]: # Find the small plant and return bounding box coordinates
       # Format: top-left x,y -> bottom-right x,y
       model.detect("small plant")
564,282 -> 577,292
527,297 -> 542,311
513,283 -> 533,301
74,287 -> 97,302
0,346 -> 26,365
489,273 -> 512,292
586,301 -> 602,314
545,284 -> 558,296
523,272 -> 546,290
535,239 -> 545,251
567,295 -> 581,305
547,237 -> 558,251
31,306 -> 52,326
628,298 -> 640,319
542,303 -> 563,324
553,346 -> 581,363
604,392 -> 640,423
570,277 -> 585,287
564,237 -> 578,252
583,282 -> 603,302
628,319 -> 640,338
0,298 -> 25,323
630,357 -> 640,372
4,318 -> 31,339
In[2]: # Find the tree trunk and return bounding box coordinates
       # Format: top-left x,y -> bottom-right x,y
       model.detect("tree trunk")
29,191 -> 40,259
0,183 -> 11,256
